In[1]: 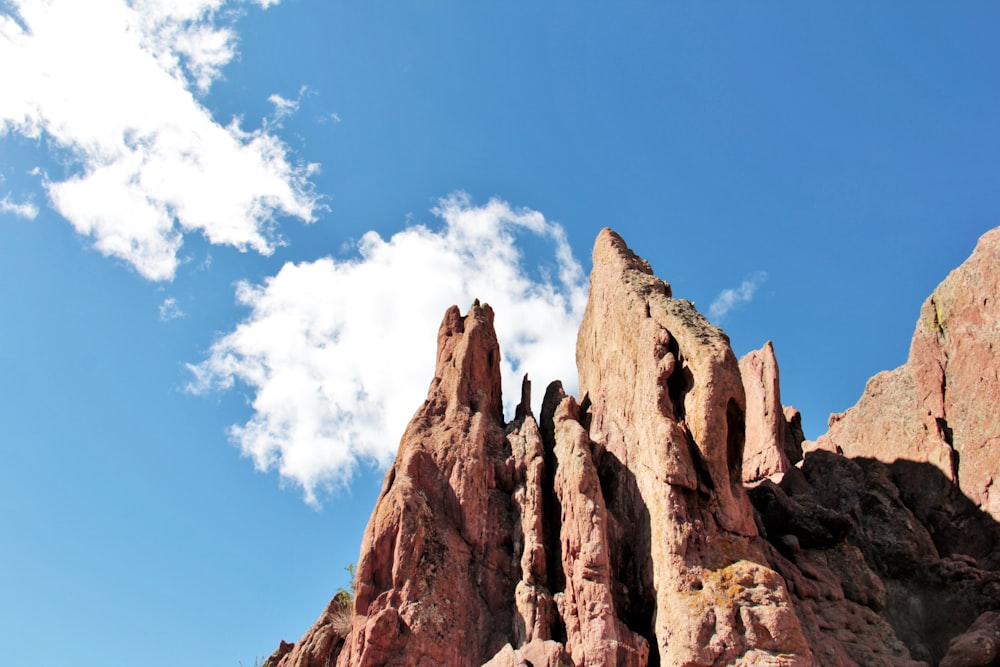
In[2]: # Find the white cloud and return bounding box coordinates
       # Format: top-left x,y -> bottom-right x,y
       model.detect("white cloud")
188,194 -> 588,505
0,194 -> 38,219
708,271 -> 767,321
0,0 -> 318,281
268,86 -> 308,122
159,297 -> 185,321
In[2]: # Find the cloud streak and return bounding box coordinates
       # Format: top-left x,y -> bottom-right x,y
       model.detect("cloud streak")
0,194 -> 38,219
158,297 -> 185,322
0,0 -> 318,281
188,194 -> 588,505
708,271 -> 767,321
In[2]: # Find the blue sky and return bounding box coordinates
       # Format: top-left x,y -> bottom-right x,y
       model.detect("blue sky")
1,2 -> 998,665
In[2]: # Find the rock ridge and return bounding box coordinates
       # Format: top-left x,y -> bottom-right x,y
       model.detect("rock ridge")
268,226 -> 1000,667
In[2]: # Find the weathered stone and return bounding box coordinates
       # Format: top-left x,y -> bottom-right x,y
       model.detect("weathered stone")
271,226 -> 1000,667
336,302 -> 519,667
508,377 -> 558,647
819,228 -> 1000,520
577,229 -> 810,665
782,406 -> 805,466
483,639 -> 574,667
740,341 -> 791,482
546,382 -> 648,667
939,611 -> 1000,667
267,598 -> 351,667
749,443 -> 1000,665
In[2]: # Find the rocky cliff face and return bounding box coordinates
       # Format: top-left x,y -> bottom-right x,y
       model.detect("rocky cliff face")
269,228 -> 1000,667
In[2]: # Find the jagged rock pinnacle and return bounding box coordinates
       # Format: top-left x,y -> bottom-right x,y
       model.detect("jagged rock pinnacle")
270,226 -> 1000,667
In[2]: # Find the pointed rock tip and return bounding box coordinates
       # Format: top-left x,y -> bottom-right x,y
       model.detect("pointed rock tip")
594,228 -> 654,275
744,340 -> 776,363
469,298 -> 495,325
438,301 -> 495,338
515,374 -> 532,420
432,300 -> 503,420
540,379 -> 569,426
592,228 -> 672,298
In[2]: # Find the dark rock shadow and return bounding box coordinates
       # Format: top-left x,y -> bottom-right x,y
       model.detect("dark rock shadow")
887,458 -> 1000,570
750,449 -> 1000,665
593,446 -> 658,667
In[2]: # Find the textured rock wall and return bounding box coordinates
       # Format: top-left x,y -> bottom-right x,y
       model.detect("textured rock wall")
740,341 -> 792,483
817,229 -> 1000,522
748,227 -> 1000,666
269,226 -> 1000,667
576,230 -> 809,666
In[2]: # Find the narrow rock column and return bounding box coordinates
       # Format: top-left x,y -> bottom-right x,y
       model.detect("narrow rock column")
740,341 -> 792,483
545,382 -> 649,667
337,302 -> 519,667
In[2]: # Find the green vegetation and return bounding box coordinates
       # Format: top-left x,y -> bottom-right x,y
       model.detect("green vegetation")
334,562 -> 357,606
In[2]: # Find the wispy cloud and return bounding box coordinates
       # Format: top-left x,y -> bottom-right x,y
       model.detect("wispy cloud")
268,85 -> 308,122
0,194 -> 38,219
0,0 -> 318,281
708,271 -> 767,321
188,194 -> 588,505
158,297 -> 185,321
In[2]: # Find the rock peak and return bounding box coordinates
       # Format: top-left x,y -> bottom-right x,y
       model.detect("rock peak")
428,301 -> 503,423
270,226 -> 1000,667
578,228 -> 808,664
592,227 -> 671,299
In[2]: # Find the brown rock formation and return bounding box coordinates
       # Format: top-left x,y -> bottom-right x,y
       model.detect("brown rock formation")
270,226 -> 1000,667
781,406 -> 805,467
939,611 -> 1000,667
740,341 -> 792,483
817,228 -> 1000,519
577,229 -> 809,666
335,301 -> 518,667
747,227 -> 1000,665
267,598 -> 351,667
545,382 -> 648,667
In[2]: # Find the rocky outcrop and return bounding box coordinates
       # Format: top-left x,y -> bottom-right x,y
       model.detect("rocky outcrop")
334,301 -> 518,667
939,611 -> 1000,667
749,450 -> 1000,666
576,230 -> 809,665
546,382 -> 649,667
740,342 -> 792,483
816,228 -> 1000,542
746,228 -> 1000,665
270,226 -> 1000,667
268,598 -> 351,667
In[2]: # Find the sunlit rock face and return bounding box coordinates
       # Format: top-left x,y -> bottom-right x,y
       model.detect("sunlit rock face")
576,229 -> 809,666
817,228 -> 1000,529
270,226 -> 1000,667
740,341 -> 793,484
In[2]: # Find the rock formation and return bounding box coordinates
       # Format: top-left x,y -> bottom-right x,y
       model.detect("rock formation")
740,341 -> 794,483
812,228 -> 1000,568
575,231 -> 809,666
268,227 -> 1000,667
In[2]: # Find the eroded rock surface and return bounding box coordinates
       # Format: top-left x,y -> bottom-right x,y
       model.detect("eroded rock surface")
577,229 -> 810,666
336,301 -> 517,667
747,227 -> 1000,666
817,228 -> 1000,527
267,598 -> 351,667
270,226 -> 1000,667
740,342 -> 792,483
